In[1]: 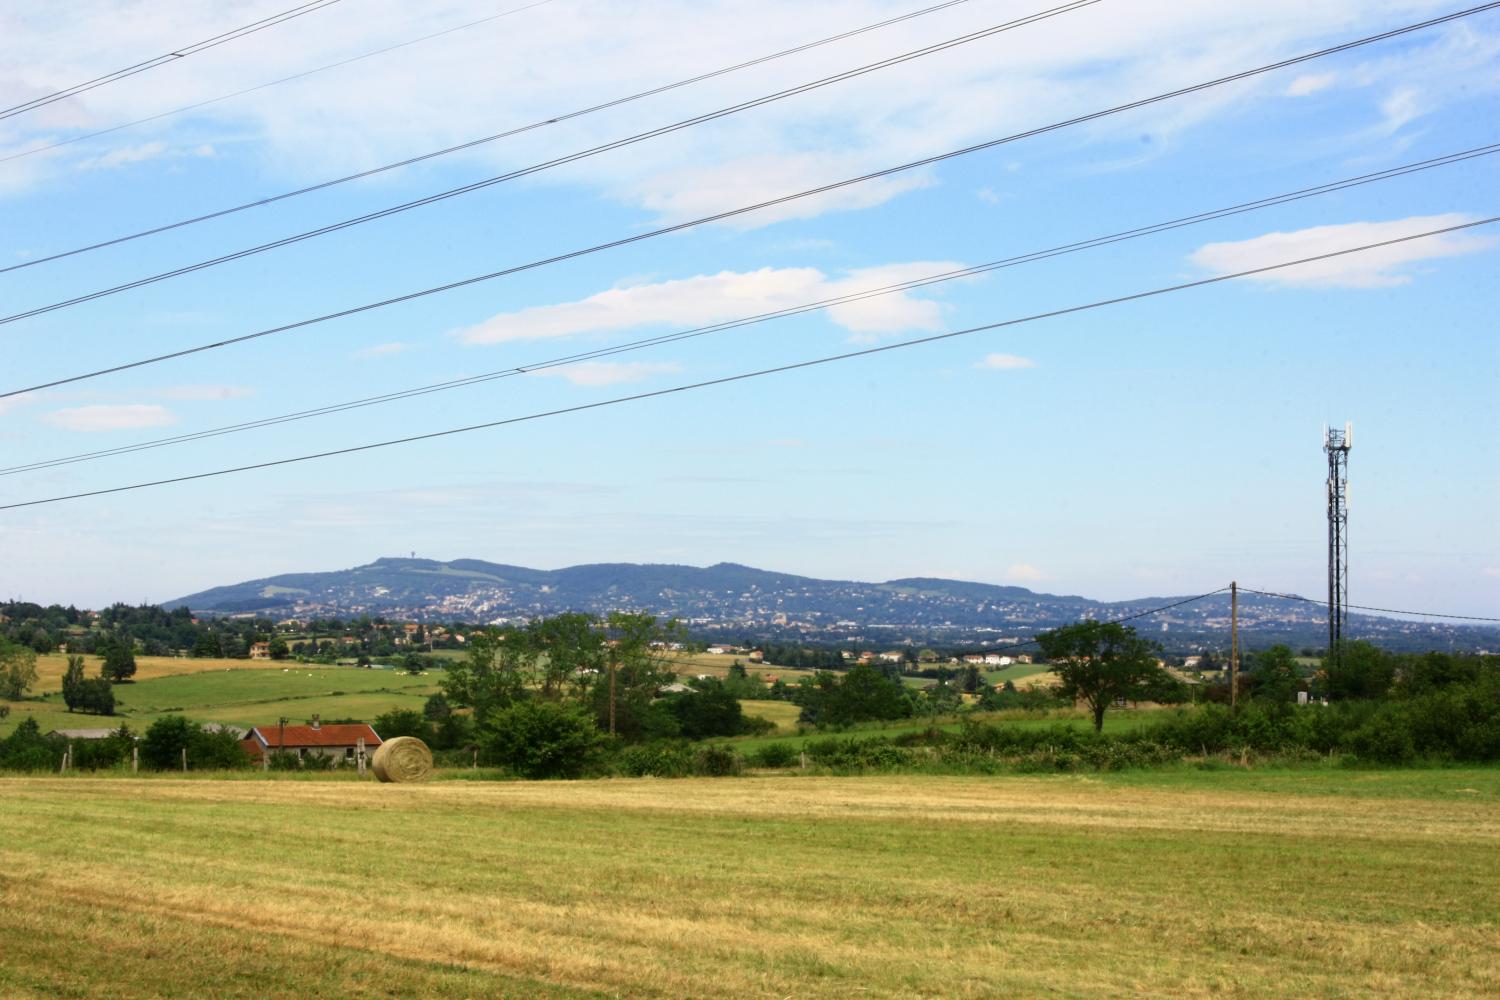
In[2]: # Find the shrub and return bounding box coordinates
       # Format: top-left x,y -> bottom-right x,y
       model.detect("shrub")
692,744 -> 743,777
481,700 -> 603,779
749,742 -> 799,768
617,741 -> 693,777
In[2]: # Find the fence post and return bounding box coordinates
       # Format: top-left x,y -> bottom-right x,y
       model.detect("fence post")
132,744 -> 139,774
356,737 -> 366,776
181,746 -> 187,773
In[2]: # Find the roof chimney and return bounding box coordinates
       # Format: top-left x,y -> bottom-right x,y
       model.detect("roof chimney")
311,714 -> 320,731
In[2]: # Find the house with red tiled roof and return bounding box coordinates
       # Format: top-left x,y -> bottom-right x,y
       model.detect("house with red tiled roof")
241,716 -> 382,764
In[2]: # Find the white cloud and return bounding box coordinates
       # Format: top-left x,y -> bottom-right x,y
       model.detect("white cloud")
43,403 -> 175,432
1189,214 -> 1495,288
354,341 -> 412,358
3,1 -> 1491,224
77,140 -> 167,169
525,361 -> 682,387
974,353 -> 1036,370
1377,87 -> 1425,134
1284,72 -> 1336,97
0,391 -> 38,416
1005,564 -> 1044,582
454,262 -> 961,346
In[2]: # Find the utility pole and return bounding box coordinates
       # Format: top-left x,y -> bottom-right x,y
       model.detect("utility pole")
608,649 -> 617,736
1230,581 -> 1240,709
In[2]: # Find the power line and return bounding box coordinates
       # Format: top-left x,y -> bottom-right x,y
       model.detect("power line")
0,0 -> 984,273
0,0 -> 343,123
959,586 -> 1235,654
0,0 -> 1106,320
4,141 -> 1494,478
1240,588 -> 1500,624
3,216 -> 1493,511
0,0 -> 559,167
6,8 -> 1486,399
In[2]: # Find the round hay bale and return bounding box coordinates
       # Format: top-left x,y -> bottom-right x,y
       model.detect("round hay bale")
372,736 -> 433,783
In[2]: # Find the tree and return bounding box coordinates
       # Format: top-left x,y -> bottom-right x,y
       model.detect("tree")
668,680 -> 744,739
100,638 -> 137,683
140,716 -> 246,770
1323,640 -> 1396,700
373,708 -> 434,743
441,629 -> 530,724
480,700 -> 603,779
140,716 -> 194,770
807,662 -> 912,728
0,637 -> 39,700
74,677 -> 116,716
191,631 -> 222,658
1250,645 -> 1301,707
62,654 -> 87,711
267,637 -> 290,660
1037,621 -> 1171,732
587,614 -> 680,740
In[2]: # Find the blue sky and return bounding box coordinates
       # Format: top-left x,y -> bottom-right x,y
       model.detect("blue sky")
1,0 -> 1496,613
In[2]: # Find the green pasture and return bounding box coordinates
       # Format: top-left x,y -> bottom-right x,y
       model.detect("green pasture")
1,666 -> 441,736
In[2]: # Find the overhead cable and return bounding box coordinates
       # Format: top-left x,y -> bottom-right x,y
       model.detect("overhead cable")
0,0 -> 987,272
1241,588 -> 1500,623
0,0 -> 559,167
0,0 -> 343,122
5,6 -> 1488,398
3,141 -> 1495,477
0,0 -> 1107,317
957,586 -> 1235,654
3,215 -> 1494,510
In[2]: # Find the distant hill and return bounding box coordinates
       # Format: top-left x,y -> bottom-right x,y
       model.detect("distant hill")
167,557 -> 1499,653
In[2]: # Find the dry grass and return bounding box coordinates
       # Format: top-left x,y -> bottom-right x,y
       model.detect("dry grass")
30,653 -> 288,692
1,771 -> 1497,998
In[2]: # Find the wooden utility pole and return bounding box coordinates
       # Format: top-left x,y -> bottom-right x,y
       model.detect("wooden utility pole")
181,746 -> 187,773
1230,581 -> 1240,710
608,650 -> 618,736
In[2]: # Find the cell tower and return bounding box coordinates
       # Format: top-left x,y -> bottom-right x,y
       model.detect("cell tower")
1324,422 -> 1352,664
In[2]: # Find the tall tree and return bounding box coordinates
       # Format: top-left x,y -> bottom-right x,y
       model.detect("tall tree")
61,654 -> 86,711
0,638 -> 39,700
100,638 -> 137,683
1037,621 -> 1174,732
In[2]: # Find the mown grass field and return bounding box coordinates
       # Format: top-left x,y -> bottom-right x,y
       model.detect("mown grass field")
29,653 -> 286,690
1,666 -> 440,737
1,768 -> 1496,997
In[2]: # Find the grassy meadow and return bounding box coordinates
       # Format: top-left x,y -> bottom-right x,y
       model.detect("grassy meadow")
1,661 -> 440,737
1,768 -> 1496,997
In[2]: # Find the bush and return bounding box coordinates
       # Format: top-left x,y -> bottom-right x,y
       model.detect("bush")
748,742 -> 799,768
139,716 -> 249,771
692,744 -> 743,777
616,741 -> 694,777
803,737 -> 914,771
481,700 -> 603,779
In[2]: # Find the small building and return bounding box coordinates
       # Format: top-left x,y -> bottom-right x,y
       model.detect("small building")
249,641 -> 271,660
47,728 -> 119,741
241,718 -> 382,764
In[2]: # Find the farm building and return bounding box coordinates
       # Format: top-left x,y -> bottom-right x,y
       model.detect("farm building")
241,717 -> 381,763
